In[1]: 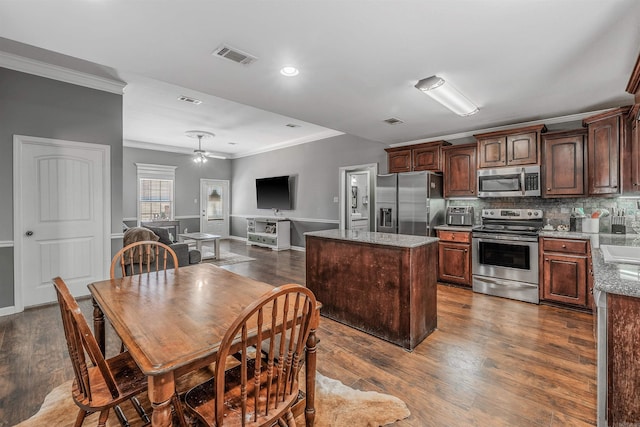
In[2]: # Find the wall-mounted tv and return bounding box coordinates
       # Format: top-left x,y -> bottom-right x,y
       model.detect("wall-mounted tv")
256,175 -> 292,210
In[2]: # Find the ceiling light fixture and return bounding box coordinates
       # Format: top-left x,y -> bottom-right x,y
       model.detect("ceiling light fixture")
280,66 -> 299,77
185,130 -> 215,163
415,75 -> 479,117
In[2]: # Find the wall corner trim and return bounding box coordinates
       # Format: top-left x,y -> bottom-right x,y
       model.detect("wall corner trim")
0,51 -> 126,94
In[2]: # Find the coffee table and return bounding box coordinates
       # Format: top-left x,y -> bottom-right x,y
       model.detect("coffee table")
178,232 -> 221,260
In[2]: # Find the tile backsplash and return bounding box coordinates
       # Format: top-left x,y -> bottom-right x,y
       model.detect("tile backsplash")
447,197 -> 640,233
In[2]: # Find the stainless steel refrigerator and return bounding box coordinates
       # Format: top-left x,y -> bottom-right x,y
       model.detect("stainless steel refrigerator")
375,171 -> 444,236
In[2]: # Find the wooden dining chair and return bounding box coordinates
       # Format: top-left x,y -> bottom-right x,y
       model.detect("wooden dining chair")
110,240 -> 179,278
108,240 -> 188,426
52,277 -> 149,427
184,284 -> 318,427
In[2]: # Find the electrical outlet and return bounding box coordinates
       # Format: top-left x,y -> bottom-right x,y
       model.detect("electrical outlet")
194,198 -> 198,204
333,196 -> 339,203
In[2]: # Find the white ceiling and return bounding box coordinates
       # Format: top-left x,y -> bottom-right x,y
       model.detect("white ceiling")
1,0 -> 639,159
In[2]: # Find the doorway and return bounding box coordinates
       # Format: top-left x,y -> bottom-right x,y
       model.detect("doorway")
200,179 -> 230,238
14,135 -> 110,309
338,163 -> 378,230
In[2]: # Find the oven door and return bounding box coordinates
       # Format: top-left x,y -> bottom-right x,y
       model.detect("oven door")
472,235 -> 538,284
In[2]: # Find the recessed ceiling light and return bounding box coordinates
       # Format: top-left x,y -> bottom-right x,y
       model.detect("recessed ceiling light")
280,66 -> 299,77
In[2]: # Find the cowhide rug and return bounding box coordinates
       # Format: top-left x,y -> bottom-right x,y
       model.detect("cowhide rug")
14,371 -> 410,427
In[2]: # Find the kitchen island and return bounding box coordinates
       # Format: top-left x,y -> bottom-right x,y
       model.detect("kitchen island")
305,229 -> 439,350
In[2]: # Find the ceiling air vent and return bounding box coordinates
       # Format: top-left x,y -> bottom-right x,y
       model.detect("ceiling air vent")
212,44 -> 258,65
178,95 -> 202,105
383,117 -> 404,125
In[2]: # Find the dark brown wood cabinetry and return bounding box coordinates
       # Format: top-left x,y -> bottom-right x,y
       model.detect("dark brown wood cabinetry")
437,230 -> 471,286
385,140 -> 450,173
306,233 -> 437,350
583,107 -> 630,196
540,237 -> 592,309
625,105 -> 640,193
607,293 -> 640,425
385,147 -> 412,173
442,143 -> 477,198
475,124 -> 546,168
541,129 -> 587,197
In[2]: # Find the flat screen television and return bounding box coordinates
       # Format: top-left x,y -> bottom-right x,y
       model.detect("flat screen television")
256,175 -> 291,210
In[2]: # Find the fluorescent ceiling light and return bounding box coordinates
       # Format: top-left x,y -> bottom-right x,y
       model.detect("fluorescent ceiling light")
415,76 -> 479,117
280,66 -> 299,77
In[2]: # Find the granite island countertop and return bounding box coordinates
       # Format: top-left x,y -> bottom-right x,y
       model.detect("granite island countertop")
304,229 -> 438,248
539,230 -> 640,298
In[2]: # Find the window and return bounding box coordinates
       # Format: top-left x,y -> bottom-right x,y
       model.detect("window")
136,163 -> 177,222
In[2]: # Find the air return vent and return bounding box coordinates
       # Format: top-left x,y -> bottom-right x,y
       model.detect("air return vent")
178,95 -> 202,105
212,44 -> 258,65
383,117 -> 404,125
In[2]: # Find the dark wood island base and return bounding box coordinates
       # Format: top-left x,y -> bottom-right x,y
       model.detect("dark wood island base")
305,229 -> 438,350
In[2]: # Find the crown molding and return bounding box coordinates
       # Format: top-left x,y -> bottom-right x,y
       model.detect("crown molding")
0,51 -> 126,94
390,109 -> 613,148
232,129 -> 344,159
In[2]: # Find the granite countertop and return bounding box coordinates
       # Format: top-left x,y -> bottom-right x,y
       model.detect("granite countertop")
539,230 -> 640,298
304,229 -> 438,248
434,225 -> 475,232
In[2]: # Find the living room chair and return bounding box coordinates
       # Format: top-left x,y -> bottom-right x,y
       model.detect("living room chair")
52,277 -> 149,427
110,240 -> 179,278
183,284 -> 318,427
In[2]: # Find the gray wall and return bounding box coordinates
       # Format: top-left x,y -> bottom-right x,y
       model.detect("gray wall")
0,67 -> 123,309
122,146 -> 232,234
230,134 -> 387,246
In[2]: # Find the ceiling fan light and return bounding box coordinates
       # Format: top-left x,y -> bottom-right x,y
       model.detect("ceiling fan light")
415,75 -> 479,117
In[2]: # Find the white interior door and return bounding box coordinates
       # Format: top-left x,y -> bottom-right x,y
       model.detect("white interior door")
200,179 -> 229,238
14,135 -> 109,308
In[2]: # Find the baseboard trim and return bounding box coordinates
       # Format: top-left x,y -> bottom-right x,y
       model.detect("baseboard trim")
0,305 -> 19,316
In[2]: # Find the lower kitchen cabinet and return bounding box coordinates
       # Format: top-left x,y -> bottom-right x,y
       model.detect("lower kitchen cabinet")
607,293 -> 640,425
437,229 -> 471,286
540,237 -> 593,309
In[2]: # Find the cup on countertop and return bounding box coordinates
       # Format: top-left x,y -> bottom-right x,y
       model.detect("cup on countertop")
582,218 -> 600,233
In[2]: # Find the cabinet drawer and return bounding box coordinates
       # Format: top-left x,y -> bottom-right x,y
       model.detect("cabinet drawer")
437,230 -> 471,243
542,238 -> 588,254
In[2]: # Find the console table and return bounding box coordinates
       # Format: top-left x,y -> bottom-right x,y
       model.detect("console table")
246,217 -> 291,250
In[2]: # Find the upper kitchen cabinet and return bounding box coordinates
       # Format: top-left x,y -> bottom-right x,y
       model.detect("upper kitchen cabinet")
385,140 -> 451,173
541,129 -> 587,198
624,56 -> 640,194
385,147 -> 412,173
628,105 -> 640,193
442,143 -> 477,198
583,107 -> 630,196
475,124 -> 547,168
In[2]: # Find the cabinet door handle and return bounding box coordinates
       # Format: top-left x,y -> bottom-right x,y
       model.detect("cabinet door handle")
562,244 -> 566,248
547,188 -> 551,191
545,258 -> 549,262
464,249 -> 468,253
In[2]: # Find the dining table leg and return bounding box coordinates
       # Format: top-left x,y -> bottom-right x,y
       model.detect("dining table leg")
92,298 -> 106,355
305,326 -> 318,427
148,373 -> 175,427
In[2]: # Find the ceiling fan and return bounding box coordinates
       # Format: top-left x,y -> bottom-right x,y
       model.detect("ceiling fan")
185,130 -> 216,163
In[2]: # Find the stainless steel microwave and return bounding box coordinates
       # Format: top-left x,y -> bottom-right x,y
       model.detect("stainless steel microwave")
477,165 -> 541,197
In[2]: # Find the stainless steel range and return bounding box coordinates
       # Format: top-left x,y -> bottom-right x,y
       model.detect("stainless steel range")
472,208 -> 543,304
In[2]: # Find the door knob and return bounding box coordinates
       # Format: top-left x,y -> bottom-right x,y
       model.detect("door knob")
25,230 -> 34,236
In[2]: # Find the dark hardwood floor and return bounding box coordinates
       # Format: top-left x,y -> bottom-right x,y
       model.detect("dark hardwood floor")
1,239 -> 596,426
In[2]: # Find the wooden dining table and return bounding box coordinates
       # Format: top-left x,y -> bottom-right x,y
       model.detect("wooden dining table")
88,263 -> 319,427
